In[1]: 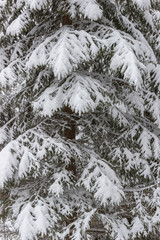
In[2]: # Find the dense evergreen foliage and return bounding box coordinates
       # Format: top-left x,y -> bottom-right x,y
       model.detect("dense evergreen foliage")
0,0 -> 160,239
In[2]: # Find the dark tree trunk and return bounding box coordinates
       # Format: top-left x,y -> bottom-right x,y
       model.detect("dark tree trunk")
61,12 -> 76,240
63,106 -> 77,240
62,14 -> 72,26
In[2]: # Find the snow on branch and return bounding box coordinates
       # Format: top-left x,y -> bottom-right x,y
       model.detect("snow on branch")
93,24 -> 155,88
0,128 -> 83,187
6,11 -> 30,36
33,72 -> 110,116
26,27 -> 102,79
0,49 -> 8,71
79,156 -> 124,206
15,200 -> 55,240
132,0 -> 151,10
25,0 -> 48,10
68,0 -> 102,20
0,59 -> 22,86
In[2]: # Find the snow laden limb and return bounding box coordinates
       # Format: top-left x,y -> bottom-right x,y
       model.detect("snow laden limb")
113,147 -> 152,179
6,11 -> 30,36
25,0 -> 48,10
131,0 -> 155,28
0,141 -> 19,187
25,0 -> 102,20
15,0 -> 51,10
15,202 -> 35,240
26,27 -> 102,79
49,170 -> 71,197
67,0 -> 102,20
146,92 -> 160,128
79,155 -> 124,206
0,128 -> 82,187
108,105 -> 130,128
33,72 -> 110,116
0,0 -> 7,8
132,0 -> 151,10
0,49 -> 20,87
15,200 -> 55,240
10,42 -> 24,61
138,127 -> 160,160
138,129 -> 152,158
151,187 -> 160,225
145,64 -> 160,128
120,0 -> 155,30
109,34 -> 144,88
11,188 -> 73,240
111,124 -> 160,180
0,127 -> 8,144
58,209 -> 97,240
131,216 -> 146,238
130,192 -> 150,238
126,91 -> 144,116
0,58 -> 23,87
0,43 -> 25,87
0,66 -> 16,86
150,64 -> 160,93
0,49 -> 8,71
93,25 -> 154,88
20,0 -> 103,20
152,9 -> 160,28
111,219 -> 130,240
121,15 -> 157,61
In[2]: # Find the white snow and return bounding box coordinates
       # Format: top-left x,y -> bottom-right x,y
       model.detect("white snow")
33,72 -> 107,116
68,0 -> 102,20
6,12 -> 29,36
132,0 -> 151,9
0,141 -> 19,187
26,27 -> 101,79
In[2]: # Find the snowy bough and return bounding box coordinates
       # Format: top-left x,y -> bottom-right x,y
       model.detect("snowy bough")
0,0 -> 160,240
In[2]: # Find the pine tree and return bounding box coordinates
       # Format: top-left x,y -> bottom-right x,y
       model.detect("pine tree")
0,0 -> 160,240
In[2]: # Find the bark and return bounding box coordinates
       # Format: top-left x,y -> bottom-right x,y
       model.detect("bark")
63,106 -> 76,176
61,13 -> 76,240
62,14 -> 72,26
63,106 -> 77,240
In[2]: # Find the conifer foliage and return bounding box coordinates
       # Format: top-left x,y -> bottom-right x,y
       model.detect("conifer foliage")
0,0 -> 160,239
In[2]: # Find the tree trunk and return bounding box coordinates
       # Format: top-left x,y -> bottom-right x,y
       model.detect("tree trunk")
63,106 -> 77,240
61,12 -> 75,240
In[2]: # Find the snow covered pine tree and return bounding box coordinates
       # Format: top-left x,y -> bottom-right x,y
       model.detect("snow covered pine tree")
0,0 -> 160,239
